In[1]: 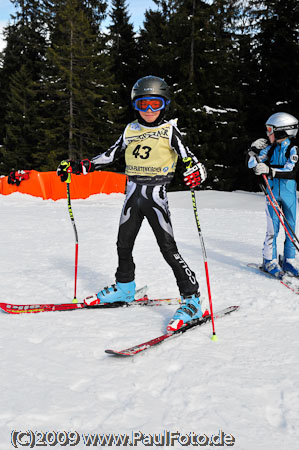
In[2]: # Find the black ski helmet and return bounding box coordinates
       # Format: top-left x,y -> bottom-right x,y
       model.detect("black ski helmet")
131,76 -> 171,104
131,76 -> 171,126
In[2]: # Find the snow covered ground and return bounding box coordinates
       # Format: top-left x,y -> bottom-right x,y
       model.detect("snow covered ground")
1,189 -> 299,450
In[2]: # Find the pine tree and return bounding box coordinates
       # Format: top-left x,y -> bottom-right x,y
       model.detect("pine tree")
0,0 -> 47,173
200,0 -> 247,191
138,0 -> 247,191
36,0 -> 117,170
248,0 -> 299,120
108,0 -> 139,125
235,0 -> 299,191
3,65 -> 40,170
138,0 -> 176,77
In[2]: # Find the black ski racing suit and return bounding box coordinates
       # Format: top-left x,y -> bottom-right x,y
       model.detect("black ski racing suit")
91,119 -> 200,296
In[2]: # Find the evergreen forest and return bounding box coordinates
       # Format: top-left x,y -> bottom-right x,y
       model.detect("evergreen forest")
0,0 -> 298,192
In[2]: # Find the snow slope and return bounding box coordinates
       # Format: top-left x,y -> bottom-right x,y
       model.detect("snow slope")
1,190 -> 299,449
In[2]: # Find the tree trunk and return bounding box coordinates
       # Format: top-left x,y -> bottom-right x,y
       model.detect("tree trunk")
69,19 -> 74,159
189,0 -> 196,82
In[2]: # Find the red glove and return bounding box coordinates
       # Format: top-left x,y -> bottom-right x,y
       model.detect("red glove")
7,170 -> 30,186
183,162 -> 207,188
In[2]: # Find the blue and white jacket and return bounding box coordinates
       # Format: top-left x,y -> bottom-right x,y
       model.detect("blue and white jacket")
249,138 -> 298,190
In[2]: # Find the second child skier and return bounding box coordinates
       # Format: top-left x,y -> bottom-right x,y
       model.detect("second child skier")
248,112 -> 299,278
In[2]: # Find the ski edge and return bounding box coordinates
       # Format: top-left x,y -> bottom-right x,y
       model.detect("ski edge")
105,305 -> 240,357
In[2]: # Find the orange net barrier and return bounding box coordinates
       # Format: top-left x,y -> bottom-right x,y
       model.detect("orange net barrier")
0,170 -> 127,200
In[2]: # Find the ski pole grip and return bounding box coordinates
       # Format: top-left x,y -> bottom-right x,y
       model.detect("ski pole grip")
60,160 -> 72,183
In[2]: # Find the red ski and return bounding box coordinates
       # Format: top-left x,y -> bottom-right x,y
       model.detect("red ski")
105,305 -> 240,357
0,295 -> 181,315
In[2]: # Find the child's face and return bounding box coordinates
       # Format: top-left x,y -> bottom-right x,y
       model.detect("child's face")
139,110 -> 161,124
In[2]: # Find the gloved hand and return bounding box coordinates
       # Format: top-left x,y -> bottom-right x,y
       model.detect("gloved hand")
253,163 -> 276,178
247,139 -> 268,169
253,163 -> 269,175
7,171 -> 19,186
7,170 -> 30,186
57,159 -> 94,182
183,162 -> 207,189
250,138 -> 268,151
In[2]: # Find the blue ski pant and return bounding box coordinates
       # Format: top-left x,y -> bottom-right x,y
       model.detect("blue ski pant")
263,179 -> 298,260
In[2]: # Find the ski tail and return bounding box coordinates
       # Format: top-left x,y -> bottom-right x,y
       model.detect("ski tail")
0,294 -> 181,315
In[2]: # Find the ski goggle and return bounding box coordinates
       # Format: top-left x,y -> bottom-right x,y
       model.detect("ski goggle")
133,96 -> 170,112
266,125 -> 274,136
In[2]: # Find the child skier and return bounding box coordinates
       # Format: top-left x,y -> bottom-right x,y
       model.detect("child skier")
57,76 -> 207,331
248,112 -> 299,278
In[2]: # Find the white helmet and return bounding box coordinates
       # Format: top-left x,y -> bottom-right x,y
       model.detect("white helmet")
265,112 -> 298,140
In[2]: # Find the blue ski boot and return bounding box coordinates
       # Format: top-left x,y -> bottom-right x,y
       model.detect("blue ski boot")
262,259 -> 284,279
280,256 -> 299,277
167,293 -> 203,332
84,281 -> 136,306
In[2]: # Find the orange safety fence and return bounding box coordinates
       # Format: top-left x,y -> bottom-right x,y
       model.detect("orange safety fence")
0,170 -> 127,200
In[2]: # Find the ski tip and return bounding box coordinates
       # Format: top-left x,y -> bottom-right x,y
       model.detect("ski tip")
226,305 -> 240,312
105,349 -> 132,357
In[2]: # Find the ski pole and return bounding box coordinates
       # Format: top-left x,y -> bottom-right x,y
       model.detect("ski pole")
261,174 -> 299,247
259,182 -> 299,253
190,189 -> 217,341
254,154 -> 299,251
62,161 -> 79,303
